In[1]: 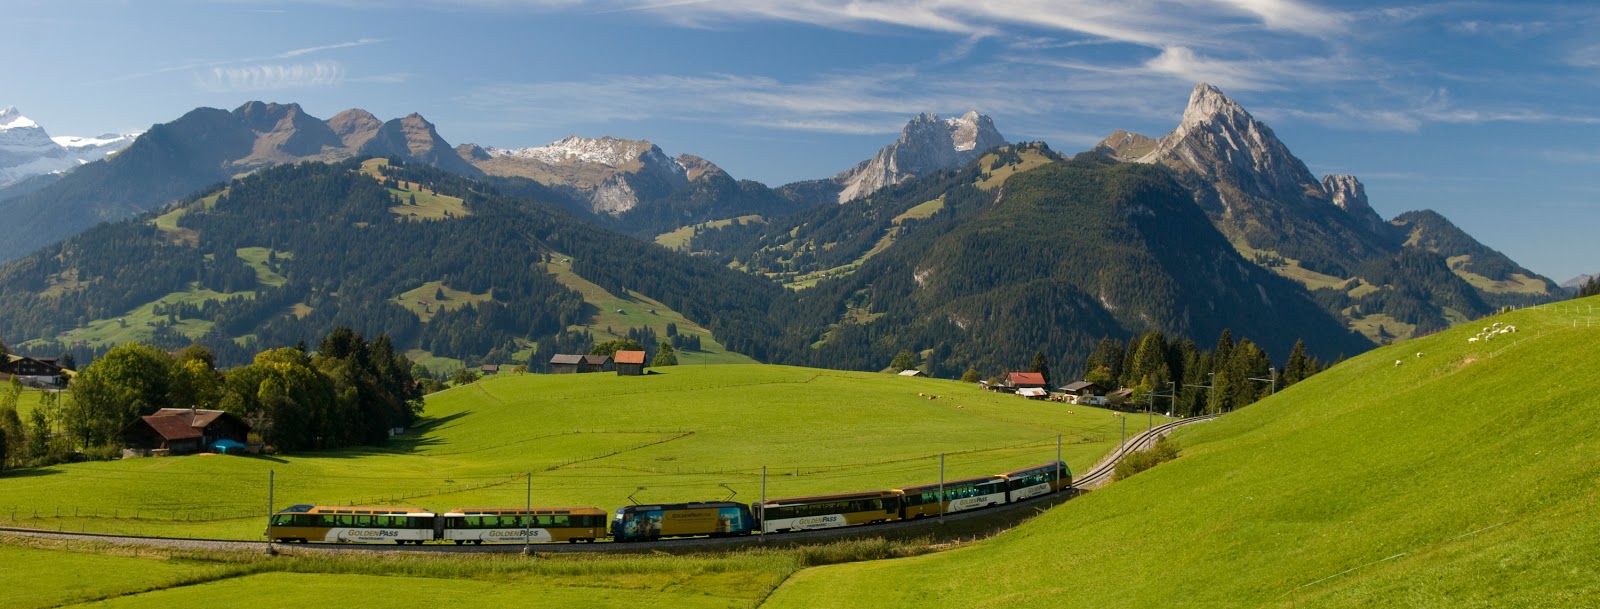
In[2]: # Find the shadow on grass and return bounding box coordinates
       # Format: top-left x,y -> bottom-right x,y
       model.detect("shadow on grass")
0,467 -> 63,479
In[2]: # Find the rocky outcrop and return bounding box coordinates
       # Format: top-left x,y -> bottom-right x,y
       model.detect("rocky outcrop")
832,111 -> 1006,203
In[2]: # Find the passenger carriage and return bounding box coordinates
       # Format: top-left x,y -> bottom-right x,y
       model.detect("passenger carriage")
612,501 -> 754,541
896,475 -> 1009,519
438,507 -> 607,544
753,490 -> 903,533
267,504 -> 435,544
1001,460 -> 1072,502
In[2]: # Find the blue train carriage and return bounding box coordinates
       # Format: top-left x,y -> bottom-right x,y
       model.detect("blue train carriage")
753,490 -> 903,533
438,507 -> 608,544
267,504 -> 436,544
1001,460 -> 1072,502
896,475 -> 1009,519
612,501 -> 754,542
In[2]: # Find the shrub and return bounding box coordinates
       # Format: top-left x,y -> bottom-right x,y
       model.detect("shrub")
1113,437 -> 1181,481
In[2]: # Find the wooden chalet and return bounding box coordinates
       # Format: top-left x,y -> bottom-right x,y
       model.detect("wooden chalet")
0,355 -> 68,387
1059,381 -> 1105,397
613,350 -> 647,376
121,408 -> 251,456
480,364 -> 499,375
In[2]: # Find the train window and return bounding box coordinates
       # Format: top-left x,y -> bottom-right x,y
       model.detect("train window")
551,516 -> 569,527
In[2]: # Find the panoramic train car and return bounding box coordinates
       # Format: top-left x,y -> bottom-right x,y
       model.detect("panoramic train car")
1001,460 -> 1072,502
438,507 -> 608,544
753,490 -> 904,533
611,501 -> 754,541
896,475 -> 1009,518
267,504 -> 436,544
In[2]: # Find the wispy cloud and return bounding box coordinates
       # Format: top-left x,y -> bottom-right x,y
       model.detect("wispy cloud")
277,38 -> 384,59
196,61 -> 345,92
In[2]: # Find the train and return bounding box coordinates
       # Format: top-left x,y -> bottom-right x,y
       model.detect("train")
266,460 -> 1070,545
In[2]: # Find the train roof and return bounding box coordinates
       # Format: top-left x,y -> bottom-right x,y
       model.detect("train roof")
441,506 -> 606,516
1001,461 -> 1070,477
756,489 -> 901,506
616,501 -> 747,512
278,504 -> 435,516
896,475 -> 1006,493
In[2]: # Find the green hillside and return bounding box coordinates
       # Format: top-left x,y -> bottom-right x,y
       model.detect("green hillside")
0,364 -> 1158,540
764,299 -> 1600,607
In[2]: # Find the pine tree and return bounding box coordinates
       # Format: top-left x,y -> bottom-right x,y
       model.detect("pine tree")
1029,351 -> 1052,388
653,341 -> 678,366
1283,339 -> 1310,387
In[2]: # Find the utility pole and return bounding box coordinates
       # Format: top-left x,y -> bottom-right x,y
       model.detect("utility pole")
1185,374 -> 1215,416
266,470 -> 275,555
1248,367 -> 1276,398
523,472 -> 532,556
938,453 -> 946,522
760,466 -> 767,539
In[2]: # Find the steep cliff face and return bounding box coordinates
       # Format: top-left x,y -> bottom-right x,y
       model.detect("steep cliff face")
832,111 -> 1006,203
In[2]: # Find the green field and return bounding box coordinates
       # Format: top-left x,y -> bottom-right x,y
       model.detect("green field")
23,286 -> 251,351
0,536 -> 801,609
763,299 -> 1600,607
0,365 -> 1152,540
393,281 -> 495,323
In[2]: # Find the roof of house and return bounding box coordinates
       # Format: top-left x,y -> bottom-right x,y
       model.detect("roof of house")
549,354 -> 584,365
1060,381 -> 1103,392
613,350 -> 646,365
1017,387 -> 1049,397
134,409 -> 247,441
582,354 -> 612,365
1007,372 -> 1047,386
481,364 -> 499,372
897,369 -> 923,377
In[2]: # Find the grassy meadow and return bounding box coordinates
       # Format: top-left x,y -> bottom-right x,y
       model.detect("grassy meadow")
0,365 -> 1153,540
763,298 -> 1600,608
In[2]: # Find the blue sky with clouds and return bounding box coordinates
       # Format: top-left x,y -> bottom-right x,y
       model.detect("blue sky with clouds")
4,0 -> 1597,281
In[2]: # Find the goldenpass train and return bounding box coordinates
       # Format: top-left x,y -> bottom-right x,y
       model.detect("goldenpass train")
266,460 -> 1070,545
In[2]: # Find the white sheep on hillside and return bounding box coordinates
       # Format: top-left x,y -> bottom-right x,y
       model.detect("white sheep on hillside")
1416,352 -> 1425,358
1507,325 -> 1517,332
1468,337 -> 1479,343
1395,359 -> 1403,367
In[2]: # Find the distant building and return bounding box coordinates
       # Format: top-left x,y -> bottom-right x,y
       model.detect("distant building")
549,354 -> 584,374
614,350 -> 647,376
0,355 -> 67,387
480,364 -> 499,375
1059,381 -> 1105,397
1006,372 -> 1048,390
121,408 -> 251,456
581,354 -> 614,373
897,369 -> 924,377
1017,387 -> 1049,400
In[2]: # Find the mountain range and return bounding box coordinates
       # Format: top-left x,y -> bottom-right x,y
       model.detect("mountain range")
0,106 -> 138,189
0,84 -> 1564,377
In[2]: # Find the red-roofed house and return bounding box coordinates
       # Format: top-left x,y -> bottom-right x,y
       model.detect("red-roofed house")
1006,372 -> 1048,390
121,408 -> 251,456
614,350 -> 647,376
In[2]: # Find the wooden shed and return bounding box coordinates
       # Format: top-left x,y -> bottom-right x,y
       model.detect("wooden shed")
549,354 -> 584,374
581,354 -> 614,373
614,350 -> 647,376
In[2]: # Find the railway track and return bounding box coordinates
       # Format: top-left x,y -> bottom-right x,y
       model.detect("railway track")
0,414 -> 1219,554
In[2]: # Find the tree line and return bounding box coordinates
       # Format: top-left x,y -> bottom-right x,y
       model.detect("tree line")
0,327 -> 420,470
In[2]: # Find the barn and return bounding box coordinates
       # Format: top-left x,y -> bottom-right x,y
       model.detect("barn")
549,354 -> 585,374
614,350 -> 647,376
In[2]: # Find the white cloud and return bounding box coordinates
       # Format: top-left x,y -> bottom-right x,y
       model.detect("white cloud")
196,61 -> 345,92
276,38 -> 384,59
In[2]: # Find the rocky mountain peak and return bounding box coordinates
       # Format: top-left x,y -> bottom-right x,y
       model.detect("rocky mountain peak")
1135,83 -> 1321,206
832,111 -> 1006,203
360,113 -> 481,176
326,108 -> 383,149
1092,129 -> 1158,161
675,154 -> 728,182
1,106 -> 98,187
1321,174 -> 1389,236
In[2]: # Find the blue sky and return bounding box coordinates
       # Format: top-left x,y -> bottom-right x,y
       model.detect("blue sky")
4,0 -> 1597,282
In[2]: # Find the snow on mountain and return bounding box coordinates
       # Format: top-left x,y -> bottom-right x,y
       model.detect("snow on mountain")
833,111 -> 1006,203
0,106 -> 138,186
486,136 -> 684,176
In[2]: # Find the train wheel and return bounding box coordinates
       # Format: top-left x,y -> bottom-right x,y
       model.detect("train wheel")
473,540 -> 482,545
395,540 -> 406,545
454,540 -> 464,545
